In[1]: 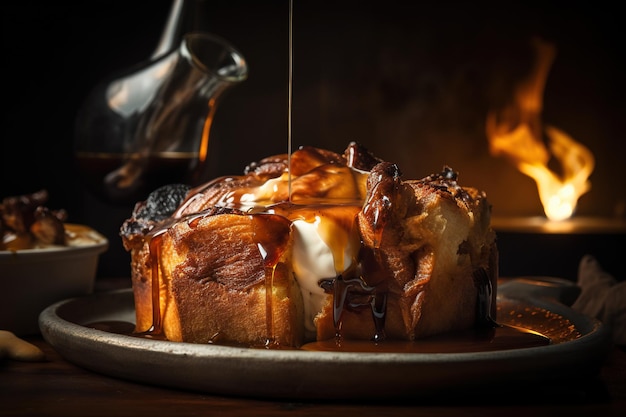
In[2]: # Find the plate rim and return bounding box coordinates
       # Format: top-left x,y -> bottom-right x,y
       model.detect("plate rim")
38,279 -> 613,399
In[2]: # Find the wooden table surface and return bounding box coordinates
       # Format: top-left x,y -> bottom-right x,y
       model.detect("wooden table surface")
2,278 -> 626,417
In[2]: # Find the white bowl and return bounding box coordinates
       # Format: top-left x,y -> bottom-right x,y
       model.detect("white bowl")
0,224 -> 108,336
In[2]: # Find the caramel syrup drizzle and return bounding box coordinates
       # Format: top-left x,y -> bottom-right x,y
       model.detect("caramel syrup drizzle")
148,236 -> 163,335
287,0 -> 293,202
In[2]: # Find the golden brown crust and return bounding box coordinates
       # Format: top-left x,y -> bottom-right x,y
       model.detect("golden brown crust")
131,211 -> 304,347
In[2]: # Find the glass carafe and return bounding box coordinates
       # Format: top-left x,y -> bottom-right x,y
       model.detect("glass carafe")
74,31 -> 248,206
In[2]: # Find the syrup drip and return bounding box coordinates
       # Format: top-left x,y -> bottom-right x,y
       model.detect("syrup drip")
330,276 -> 388,342
254,213 -> 293,347
131,229 -> 169,340
474,267 -> 497,327
147,233 -> 163,336
253,216 -> 278,348
263,264 -> 278,348
370,291 -> 388,342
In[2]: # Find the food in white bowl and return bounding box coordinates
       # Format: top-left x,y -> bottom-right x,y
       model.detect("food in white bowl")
120,142 -> 497,349
0,190 -> 108,335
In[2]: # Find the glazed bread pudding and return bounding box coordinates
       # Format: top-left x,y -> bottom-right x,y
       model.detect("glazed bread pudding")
120,142 -> 497,348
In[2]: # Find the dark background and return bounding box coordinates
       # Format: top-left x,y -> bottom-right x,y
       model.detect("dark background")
2,0 -> 624,280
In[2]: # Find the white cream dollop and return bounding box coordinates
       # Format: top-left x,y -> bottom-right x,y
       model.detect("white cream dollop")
291,215 -> 359,339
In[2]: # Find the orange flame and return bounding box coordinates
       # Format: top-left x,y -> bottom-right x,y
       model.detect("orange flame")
486,38 -> 594,221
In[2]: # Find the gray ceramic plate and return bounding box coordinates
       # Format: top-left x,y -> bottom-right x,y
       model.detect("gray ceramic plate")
39,277 -> 611,400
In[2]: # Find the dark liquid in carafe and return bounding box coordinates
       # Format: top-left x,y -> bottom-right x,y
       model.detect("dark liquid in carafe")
75,152 -> 202,205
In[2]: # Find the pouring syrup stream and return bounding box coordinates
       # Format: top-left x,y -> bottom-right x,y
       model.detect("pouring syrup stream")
287,0 -> 293,201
